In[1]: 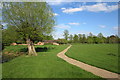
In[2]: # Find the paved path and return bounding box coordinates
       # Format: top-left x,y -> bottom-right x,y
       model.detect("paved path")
57,45 -> 120,80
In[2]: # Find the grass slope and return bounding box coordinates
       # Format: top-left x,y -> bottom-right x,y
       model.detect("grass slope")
66,44 -> 119,73
2,45 -> 101,78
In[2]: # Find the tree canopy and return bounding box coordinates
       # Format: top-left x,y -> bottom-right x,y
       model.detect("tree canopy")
2,2 -> 55,41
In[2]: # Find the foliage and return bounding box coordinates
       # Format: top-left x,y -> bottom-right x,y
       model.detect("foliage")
57,39 -> 68,44
2,2 -> 55,43
69,34 -> 73,43
63,30 -> 69,40
73,34 -> 79,43
68,32 -> 119,44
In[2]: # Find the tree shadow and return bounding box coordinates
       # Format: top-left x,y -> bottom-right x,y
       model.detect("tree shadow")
20,47 -> 50,52
35,47 -> 49,52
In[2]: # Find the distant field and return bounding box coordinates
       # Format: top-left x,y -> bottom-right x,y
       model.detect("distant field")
66,44 -> 119,73
2,45 -> 101,78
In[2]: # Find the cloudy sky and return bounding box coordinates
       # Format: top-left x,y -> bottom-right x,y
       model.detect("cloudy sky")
49,2 -> 118,39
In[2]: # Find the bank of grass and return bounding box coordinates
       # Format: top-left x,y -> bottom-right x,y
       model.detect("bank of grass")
66,44 -> 119,73
2,45 -> 102,78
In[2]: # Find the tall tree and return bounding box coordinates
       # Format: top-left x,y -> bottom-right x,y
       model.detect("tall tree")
69,34 -> 73,43
89,32 -> 93,37
97,33 -> 103,38
97,33 -> 104,43
63,30 -> 69,40
82,34 -> 86,43
73,34 -> 79,43
2,2 -> 55,56
109,35 -> 119,43
78,34 -> 82,43
87,32 -> 94,43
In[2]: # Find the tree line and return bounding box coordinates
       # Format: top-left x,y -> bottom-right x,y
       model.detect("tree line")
63,30 -> 120,44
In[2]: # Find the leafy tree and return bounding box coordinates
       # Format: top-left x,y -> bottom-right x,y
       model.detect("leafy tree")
57,39 -> 68,44
63,30 -> 69,40
45,35 -> 54,40
2,25 -> 20,46
2,2 -> 55,56
78,34 -> 82,43
93,36 -> 99,44
87,36 -> 94,44
73,34 -> 79,43
87,32 -> 94,44
69,34 -> 73,43
109,35 -> 119,43
82,34 -> 87,43
97,33 -> 104,43
97,33 -> 103,38
89,32 -> 93,37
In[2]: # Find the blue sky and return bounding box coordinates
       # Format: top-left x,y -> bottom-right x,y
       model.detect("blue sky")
49,2 -> 119,39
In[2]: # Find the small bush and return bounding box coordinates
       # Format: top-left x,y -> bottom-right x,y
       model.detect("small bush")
44,43 -> 53,45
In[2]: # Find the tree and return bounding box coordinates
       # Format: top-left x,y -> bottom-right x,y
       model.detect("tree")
63,30 -> 69,40
87,32 -> 94,44
57,39 -> 68,44
97,33 -> 104,43
73,34 -> 79,43
82,34 -> 87,43
2,2 -> 55,56
78,34 -> 82,43
97,33 -> 103,38
89,32 -> 93,37
87,36 -> 94,44
109,35 -> 119,43
2,25 -> 19,46
69,34 -> 73,43
93,36 -> 99,44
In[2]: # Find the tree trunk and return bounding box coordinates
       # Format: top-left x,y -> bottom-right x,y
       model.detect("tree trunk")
26,39 -> 37,56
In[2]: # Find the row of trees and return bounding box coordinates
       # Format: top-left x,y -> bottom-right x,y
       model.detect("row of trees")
63,30 -> 120,44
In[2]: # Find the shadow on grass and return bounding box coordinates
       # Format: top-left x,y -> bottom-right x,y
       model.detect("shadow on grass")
20,47 -> 50,52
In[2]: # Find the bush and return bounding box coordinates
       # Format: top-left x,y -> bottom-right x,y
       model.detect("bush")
57,39 -> 68,44
44,43 -> 53,45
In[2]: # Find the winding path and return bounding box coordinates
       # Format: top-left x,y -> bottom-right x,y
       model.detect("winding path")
57,45 -> 120,80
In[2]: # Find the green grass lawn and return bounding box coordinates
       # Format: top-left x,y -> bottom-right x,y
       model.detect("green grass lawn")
0,63 -> 2,79
2,45 -> 101,78
66,44 -> 119,73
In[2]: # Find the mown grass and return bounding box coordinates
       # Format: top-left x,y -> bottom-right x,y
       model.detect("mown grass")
2,45 -> 57,63
2,45 -> 102,78
66,44 -> 119,73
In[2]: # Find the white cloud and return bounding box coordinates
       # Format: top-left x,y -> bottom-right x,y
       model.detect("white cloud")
47,0 -> 63,5
53,13 -> 59,16
68,22 -> 80,25
54,24 -> 71,29
62,3 -> 118,13
61,8 -> 66,10
62,7 -> 83,13
47,0 -> 71,5
99,25 -> 106,28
